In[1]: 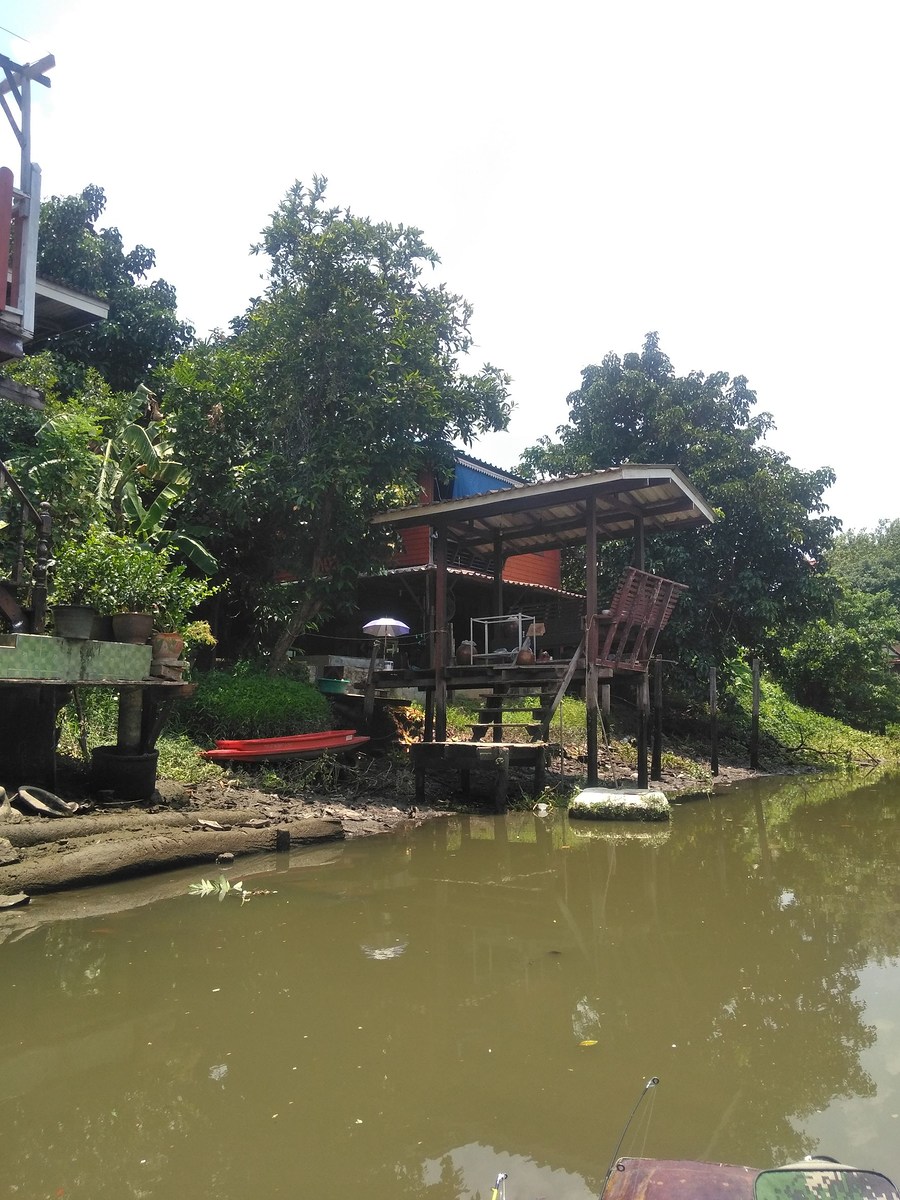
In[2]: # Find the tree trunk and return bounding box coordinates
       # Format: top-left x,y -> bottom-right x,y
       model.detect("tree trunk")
268,595 -> 323,674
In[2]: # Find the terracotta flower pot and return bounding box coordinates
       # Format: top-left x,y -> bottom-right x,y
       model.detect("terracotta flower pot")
112,612 -> 154,644
151,631 -> 185,661
456,640 -> 475,665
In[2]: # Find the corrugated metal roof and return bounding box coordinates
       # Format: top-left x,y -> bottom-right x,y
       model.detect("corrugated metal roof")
373,464 -> 714,557
366,563 -> 585,600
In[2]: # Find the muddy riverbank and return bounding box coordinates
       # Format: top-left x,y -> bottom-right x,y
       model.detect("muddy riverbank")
0,750 -> 779,900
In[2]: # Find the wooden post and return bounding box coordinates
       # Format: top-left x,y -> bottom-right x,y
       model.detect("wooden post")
494,746 -> 510,812
434,527 -> 448,742
423,689 -> 434,743
424,570 -> 435,664
585,497 -> 599,787
534,747 -> 546,797
709,665 -> 719,776
493,530 -> 504,617
637,673 -> 649,789
633,514 -> 646,571
117,686 -> 143,753
651,654 -> 663,781
750,656 -> 760,770
31,501 -> 51,634
363,639 -> 378,727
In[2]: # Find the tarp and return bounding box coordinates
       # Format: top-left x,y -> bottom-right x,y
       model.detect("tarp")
452,463 -> 514,499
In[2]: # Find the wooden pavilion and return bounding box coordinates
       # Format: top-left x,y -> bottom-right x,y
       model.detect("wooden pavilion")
370,464 -> 715,802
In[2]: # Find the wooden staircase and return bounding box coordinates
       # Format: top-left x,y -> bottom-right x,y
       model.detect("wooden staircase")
468,663 -> 571,744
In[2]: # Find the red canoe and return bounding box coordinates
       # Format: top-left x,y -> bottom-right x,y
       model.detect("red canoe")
201,735 -> 370,763
214,729 -> 358,750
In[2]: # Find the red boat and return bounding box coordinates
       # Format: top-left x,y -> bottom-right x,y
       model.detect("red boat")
201,730 -> 369,762
214,729 -> 358,750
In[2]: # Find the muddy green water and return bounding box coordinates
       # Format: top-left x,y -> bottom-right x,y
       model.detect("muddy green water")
1,771 -> 899,1199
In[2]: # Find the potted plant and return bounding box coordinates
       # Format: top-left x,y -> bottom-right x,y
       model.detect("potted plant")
179,619 -> 217,677
49,528 -> 108,639
50,527 -> 220,647
151,580 -> 219,675
89,534 -> 174,644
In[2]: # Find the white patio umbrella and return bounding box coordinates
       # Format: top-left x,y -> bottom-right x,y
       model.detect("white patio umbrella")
362,618 -> 410,638
362,617 -> 411,722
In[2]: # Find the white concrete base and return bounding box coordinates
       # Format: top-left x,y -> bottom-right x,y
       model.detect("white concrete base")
569,787 -> 671,822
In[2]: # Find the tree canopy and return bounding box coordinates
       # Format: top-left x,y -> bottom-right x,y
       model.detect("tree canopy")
34,184 -> 194,393
781,518 -> 900,731
519,332 -> 840,674
829,520 -> 900,609
166,177 -> 511,665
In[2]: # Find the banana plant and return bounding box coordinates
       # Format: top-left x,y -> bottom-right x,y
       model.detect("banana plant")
96,386 -> 217,574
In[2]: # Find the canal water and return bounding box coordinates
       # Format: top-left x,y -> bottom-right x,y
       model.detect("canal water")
1,770 -> 899,1199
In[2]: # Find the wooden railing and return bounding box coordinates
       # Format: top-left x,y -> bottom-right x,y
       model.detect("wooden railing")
0,457 -> 50,633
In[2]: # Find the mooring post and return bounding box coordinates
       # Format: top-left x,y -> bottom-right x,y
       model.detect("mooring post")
651,654 -> 663,781
709,665 -> 719,776
750,656 -> 760,770
494,746 -> 510,812
533,747 -> 546,797
637,673 -> 649,789
585,497 -> 600,787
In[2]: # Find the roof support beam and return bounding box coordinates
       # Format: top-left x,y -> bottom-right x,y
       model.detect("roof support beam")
446,495 -> 701,557
633,515 -> 646,570
493,530 -> 504,618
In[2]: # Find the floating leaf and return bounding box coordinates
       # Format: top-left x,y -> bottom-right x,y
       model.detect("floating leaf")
579,1039 -> 598,1047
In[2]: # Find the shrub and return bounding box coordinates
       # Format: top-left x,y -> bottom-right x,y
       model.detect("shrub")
177,666 -> 331,740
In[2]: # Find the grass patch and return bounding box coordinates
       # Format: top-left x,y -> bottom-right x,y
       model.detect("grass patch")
728,675 -> 899,767
177,666 -> 331,741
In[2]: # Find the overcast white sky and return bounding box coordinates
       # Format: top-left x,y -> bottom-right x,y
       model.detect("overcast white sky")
3,0 -> 897,531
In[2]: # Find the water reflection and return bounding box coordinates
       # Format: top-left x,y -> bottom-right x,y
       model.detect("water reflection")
0,770 -> 899,1198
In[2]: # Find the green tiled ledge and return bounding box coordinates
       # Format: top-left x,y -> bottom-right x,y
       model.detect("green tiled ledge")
0,633 -> 152,681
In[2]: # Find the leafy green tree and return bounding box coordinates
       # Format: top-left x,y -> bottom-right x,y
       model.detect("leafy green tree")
166,177 -> 511,667
34,184 -> 194,393
778,586 -> 900,731
518,332 -> 839,675
829,519 -> 900,608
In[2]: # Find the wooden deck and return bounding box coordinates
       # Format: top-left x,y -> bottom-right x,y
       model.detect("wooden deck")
409,740 -> 547,810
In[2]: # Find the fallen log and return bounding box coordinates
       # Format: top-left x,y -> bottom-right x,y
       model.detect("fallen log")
0,817 -> 343,895
0,808 -> 271,848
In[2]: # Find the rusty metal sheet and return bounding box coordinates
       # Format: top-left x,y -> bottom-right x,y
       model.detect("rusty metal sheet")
603,1158 -> 758,1200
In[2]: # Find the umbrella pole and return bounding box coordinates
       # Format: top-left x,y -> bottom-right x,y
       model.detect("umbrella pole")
363,639 -> 379,726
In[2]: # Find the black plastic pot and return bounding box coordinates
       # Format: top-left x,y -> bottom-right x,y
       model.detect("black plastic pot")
91,746 -> 159,803
52,604 -> 98,640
